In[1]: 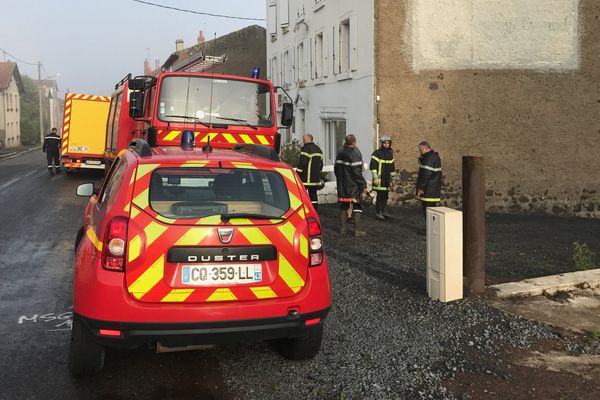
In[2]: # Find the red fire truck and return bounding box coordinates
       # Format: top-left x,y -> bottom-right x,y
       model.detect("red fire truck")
104,71 -> 292,165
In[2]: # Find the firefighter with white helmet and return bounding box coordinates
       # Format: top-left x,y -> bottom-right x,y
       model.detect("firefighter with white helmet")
369,135 -> 396,220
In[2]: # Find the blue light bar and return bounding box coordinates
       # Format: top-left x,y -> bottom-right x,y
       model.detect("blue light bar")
181,130 -> 195,149
251,66 -> 261,79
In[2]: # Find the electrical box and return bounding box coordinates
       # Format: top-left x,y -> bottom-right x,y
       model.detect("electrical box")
427,207 -> 463,302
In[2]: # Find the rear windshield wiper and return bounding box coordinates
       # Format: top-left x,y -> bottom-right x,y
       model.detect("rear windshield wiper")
215,117 -> 258,130
164,115 -> 210,128
220,213 -> 283,223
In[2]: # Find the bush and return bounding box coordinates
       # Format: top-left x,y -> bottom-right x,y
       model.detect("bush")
572,241 -> 595,271
280,139 -> 302,167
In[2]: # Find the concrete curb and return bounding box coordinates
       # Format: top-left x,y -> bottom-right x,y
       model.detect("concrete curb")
0,145 -> 42,160
489,268 -> 600,298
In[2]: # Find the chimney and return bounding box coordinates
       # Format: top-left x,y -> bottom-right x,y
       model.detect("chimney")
144,58 -> 151,75
197,30 -> 205,45
176,39 -> 184,52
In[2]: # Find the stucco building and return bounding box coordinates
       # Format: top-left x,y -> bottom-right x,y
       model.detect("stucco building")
0,62 -> 24,148
268,0 -> 600,217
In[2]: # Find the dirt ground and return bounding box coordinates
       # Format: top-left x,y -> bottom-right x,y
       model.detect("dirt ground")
318,203 -> 600,399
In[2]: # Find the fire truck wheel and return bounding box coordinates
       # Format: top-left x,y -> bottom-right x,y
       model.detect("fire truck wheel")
68,319 -> 105,377
270,324 -> 324,361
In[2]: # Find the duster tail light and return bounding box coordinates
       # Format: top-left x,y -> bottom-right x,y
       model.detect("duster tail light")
307,218 -> 323,267
102,217 -> 128,271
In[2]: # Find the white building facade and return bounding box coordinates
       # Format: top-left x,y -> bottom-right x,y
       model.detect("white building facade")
266,0 -> 375,165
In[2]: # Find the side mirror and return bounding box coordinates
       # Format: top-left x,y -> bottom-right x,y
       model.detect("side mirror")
281,103 -> 293,127
129,91 -> 145,118
128,77 -> 146,91
77,182 -> 95,197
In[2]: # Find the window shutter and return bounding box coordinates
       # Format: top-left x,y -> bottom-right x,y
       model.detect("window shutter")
279,0 -> 289,28
268,5 -> 277,36
350,15 -> 358,71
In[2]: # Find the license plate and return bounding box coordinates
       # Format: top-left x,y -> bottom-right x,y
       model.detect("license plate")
182,264 -> 262,286
86,160 -> 101,165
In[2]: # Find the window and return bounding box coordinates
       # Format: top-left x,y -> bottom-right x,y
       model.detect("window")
339,19 -> 351,73
283,49 -> 290,86
100,159 -> 127,208
110,93 -> 123,153
297,41 -> 306,83
315,33 -> 324,79
324,120 -> 346,164
279,0 -> 289,31
149,168 -> 291,220
268,4 -> 277,38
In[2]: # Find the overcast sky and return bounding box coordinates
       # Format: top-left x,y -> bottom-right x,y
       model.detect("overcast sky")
0,0 -> 266,95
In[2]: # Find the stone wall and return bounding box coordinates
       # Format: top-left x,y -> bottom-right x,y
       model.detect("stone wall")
375,0 -> 600,217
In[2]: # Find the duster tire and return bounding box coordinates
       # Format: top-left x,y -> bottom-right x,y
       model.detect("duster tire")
270,324 -> 324,361
68,320 -> 105,377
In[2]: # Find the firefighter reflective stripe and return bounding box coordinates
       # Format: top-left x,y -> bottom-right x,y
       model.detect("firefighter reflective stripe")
278,222 -> 295,245
128,256 -> 165,299
128,235 -> 142,262
371,156 -> 394,164
161,289 -> 194,303
372,186 -> 389,191
419,164 -> 442,172
239,227 -> 271,245
336,159 -> 363,166
415,195 -> 441,202
86,227 -> 102,252
175,228 -> 211,246
279,254 -> 304,294
251,286 -> 277,299
207,288 -> 237,302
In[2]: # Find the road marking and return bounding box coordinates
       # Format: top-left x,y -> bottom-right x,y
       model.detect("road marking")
25,169 -> 40,177
0,177 -> 20,189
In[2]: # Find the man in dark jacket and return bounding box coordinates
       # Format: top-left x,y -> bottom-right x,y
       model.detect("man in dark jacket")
415,141 -> 442,215
296,134 -> 323,210
43,127 -> 61,174
370,135 -> 396,220
335,134 -> 367,236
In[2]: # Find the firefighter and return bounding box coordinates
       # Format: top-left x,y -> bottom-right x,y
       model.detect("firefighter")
370,135 -> 396,220
43,127 -> 61,175
296,134 -> 323,210
335,134 -> 367,237
415,141 -> 442,215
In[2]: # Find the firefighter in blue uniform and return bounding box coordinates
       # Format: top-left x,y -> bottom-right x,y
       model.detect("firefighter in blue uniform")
296,134 -> 323,210
43,127 -> 61,174
335,134 -> 367,237
370,135 -> 396,220
415,141 -> 442,215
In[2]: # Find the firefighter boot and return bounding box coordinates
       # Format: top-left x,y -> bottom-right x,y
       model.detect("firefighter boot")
339,209 -> 348,234
382,201 -> 392,219
353,212 -> 366,237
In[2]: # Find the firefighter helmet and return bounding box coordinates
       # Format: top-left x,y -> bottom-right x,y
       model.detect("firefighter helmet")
380,135 -> 392,146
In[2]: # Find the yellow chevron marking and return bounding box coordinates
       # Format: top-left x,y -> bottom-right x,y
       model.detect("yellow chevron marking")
86,227 -> 102,252
130,206 -> 141,219
279,253 -> 305,293
175,227 -> 211,246
62,132 -> 69,139
228,218 -> 254,226
82,95 -> 91,100
223,133 -> 237,144
66,100 -> 72,107
164,131 -> 181,141
161,289 -> 195,302
206,288 -> 237,302
128,256 -> 164,299
289,192 -> 302,210
300,234 -> 308,259
61,149 -> 67,155
257,135 -> 269,145
275,167 -> 296,183
156,215 -> 176,224
136,164 -> 159,181
200,132 -> 219,142
239,227 -> 271,245
123,202 -> 131,213
64,115 -> 71,124
144,221 -> 167,245
195,215 -> 222,225
128,235 -> 141,262
299,207 -> 306,220
251,286 -> 278,299
278,222 -> 295,245
240,134 -> 254,144
129,172 -> 135,185
181,160 -> 209,168
132,188 -> 149,209
91,96 -> 98,100
231,162 -> 257,169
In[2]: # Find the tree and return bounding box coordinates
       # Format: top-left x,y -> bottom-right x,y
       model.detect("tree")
20,75 -> 40,145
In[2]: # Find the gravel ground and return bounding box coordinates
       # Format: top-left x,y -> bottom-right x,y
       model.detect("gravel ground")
217,205 -> 600,399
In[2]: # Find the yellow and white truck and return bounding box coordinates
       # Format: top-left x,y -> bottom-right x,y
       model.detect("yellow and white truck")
60,93 -> 110,172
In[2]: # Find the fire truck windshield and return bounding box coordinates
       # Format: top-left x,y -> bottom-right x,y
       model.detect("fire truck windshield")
157,76 -> 273,128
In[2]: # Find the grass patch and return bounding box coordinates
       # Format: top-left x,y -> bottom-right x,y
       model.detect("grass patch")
572,242 -> 595,271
